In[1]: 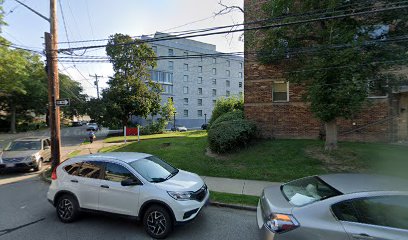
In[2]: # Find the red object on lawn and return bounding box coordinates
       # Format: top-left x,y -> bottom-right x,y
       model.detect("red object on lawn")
126,127 -> 139,136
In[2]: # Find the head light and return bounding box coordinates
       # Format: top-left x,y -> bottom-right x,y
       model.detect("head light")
167,191 -> 193,201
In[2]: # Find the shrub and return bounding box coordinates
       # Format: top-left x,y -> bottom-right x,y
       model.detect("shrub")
209,96 -> 244,126
210,110 -> 244,128
208,119 -> 257,154
140,118 -> 167,135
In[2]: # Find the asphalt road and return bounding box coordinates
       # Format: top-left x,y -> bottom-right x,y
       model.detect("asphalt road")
0,175 -> 260,240
0,126 -> 110,149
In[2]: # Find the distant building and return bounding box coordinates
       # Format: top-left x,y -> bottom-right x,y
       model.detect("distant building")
141,32 -> 244,128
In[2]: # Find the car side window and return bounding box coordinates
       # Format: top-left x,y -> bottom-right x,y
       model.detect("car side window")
104,162 -> 135,183
64,162 -> 82,175
333,196 -> 408,230
77,161 -> 104,179
43,140 -> 50,148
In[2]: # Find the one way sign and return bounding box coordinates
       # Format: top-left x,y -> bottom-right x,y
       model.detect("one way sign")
56,99 -> 70,107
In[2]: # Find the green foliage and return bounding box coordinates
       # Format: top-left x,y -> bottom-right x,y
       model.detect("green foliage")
208,114 -> 257,154
210,110 -> 244,128
104,33 -> 162,126
257,0 -> 408,123
140,119 -> 167,135
208,96 -> 244,126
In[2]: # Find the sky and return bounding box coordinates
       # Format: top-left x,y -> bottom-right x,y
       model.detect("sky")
1,0 -> 244,98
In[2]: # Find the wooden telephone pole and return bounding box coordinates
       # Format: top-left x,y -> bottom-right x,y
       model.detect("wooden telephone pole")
89,74 -> 103,99
46,0 -> 61,169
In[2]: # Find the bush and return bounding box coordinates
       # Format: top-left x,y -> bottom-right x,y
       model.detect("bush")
208,119 -> 257,154
140,118 -> 167,135
209,96 -> 244,126
210,110 -> 244,128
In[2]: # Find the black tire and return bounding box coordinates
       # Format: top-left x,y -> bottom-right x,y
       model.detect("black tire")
143,205 -> 173,239
34,159 -> 43,172
56,194 -> 80,223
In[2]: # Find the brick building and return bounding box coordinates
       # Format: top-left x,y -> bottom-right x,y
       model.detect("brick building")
244,0 -> 408,142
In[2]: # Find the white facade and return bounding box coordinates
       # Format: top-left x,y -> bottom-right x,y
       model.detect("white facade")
144,32 -> 244,128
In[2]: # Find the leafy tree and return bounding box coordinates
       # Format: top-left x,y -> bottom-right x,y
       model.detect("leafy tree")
255,0 -> 408,150
105,33 -> 162,126
59,74 -> 87,119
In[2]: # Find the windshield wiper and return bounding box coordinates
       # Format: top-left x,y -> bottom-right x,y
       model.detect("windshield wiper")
165,169 -> 179,180
150,178 -> 166,183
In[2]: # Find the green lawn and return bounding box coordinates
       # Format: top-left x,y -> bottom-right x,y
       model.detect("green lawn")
100,131 -> 408,182
210,191 -> 259,207
104,131 -> 192,143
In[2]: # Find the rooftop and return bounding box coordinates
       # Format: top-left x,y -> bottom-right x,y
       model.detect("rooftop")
73,152 -> 152,163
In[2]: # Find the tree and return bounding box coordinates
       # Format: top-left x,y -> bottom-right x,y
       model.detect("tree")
59,74 -> 87,119
255,0 -> 408,150
105,33 -> 162,126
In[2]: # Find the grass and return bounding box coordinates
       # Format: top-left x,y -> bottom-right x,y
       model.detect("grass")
104,131 -> 191,143
210,191 -> 259,207
100,131 -> 408,182
67,150 -> 82,158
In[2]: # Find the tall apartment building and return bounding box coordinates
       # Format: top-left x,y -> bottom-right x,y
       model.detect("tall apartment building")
142,32 -> 244,128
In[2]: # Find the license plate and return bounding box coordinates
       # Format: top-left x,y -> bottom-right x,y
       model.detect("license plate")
5,163 -> 15,168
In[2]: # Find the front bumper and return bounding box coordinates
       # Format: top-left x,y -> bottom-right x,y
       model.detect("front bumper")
173,190 -> 210,223
0,161 -> 36,170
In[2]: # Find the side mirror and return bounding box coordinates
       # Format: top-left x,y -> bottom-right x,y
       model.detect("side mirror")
121,178 -> 141,186
44,146 -> 51,150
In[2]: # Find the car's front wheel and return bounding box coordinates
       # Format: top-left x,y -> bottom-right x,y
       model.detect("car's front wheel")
34,159 -> 43,172
143,205 -> 173,239
56,194 -> 80,223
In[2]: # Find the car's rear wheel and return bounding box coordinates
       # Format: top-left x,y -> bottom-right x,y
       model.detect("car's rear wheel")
143,205 -> 173,239
56,194 -> 80,223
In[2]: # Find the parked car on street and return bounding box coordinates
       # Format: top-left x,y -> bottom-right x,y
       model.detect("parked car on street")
71,121 -> 83,127
0,137 -> 51,172
47,152 -> 209,239
257,174 -> 408,240
86,123 -> 99,131
171,125 -> 187,132
201,124 -> 208,130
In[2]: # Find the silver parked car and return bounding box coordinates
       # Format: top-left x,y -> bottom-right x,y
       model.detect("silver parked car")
0,137 -> 51,172
257,174 -> 408,240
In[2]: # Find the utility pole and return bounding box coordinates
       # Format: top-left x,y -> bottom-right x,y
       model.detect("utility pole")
48,0 -> 61,169
89,74 -> 103,99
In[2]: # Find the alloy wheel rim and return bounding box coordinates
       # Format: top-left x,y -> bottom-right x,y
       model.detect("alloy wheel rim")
57,199 -> 74,220
147,211 -> 167,236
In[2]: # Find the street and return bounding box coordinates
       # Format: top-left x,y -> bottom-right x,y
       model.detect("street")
0,174 -> 259,240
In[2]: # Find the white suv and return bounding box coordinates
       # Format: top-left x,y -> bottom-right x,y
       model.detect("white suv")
47,152 -> 209,239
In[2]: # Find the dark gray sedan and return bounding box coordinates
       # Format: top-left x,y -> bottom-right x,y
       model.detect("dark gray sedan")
257,174 -> 408,240
0,137 -> 51,172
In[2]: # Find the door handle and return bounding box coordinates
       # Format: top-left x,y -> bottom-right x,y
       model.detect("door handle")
71,179 -> 78,183
352,234 -> 374,240
101,185 -> 109,189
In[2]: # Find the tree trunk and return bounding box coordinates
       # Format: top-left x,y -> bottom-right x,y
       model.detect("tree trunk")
325,120 -> 338,151
10,105 -> 16,134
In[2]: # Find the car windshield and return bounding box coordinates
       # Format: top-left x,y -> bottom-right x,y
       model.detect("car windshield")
281,176 -> 342,206
129,156 -> 178,183
5,141 -> 41,151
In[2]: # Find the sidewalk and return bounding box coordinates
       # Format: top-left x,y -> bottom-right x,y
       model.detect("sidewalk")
60,140 -> 281,197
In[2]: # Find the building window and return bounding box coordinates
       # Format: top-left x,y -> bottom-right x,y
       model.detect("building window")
239,91 -> 243,96
226,80 -> 230,87
198,88 -> 203,95
226,91 -> 230,97
272,81 -> 289,102
150,70 -> 173,84
240,62 -> 243,69
212,68 -> 217,75
183,75 -> 189,82
184,51 -> 188,58
239,72 -> 243,78
198,99 -> 203,106
168,49 -> 174,56
212,79 -> 217,85
200,56 -> 203,62
183,98 -> 189,105
183,110 -> 188,117
226,70 -> 230,77
212,89 -> 217,97
152,46 -> 157,54
213,58 -> 217,64
168,61 -> 174,71
213,100 -> 217,106
198,66 -> 203,73
226,60 -> 230,67
239,82 -> 243,88
183,86 -> 189,94
162,85 -> 173,94
198,110 -> 203,117
184,63 -> 189,71
198,77 -> 202,84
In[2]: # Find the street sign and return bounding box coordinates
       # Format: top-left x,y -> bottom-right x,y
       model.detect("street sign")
56,99 -> 70,107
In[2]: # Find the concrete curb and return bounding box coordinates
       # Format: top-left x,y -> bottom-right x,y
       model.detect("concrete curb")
40,167 -> 51,184
209,201 -> 257,212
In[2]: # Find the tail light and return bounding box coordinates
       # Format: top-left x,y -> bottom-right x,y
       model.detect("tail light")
266,213 -> 299,233
51,164 -> 60,180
